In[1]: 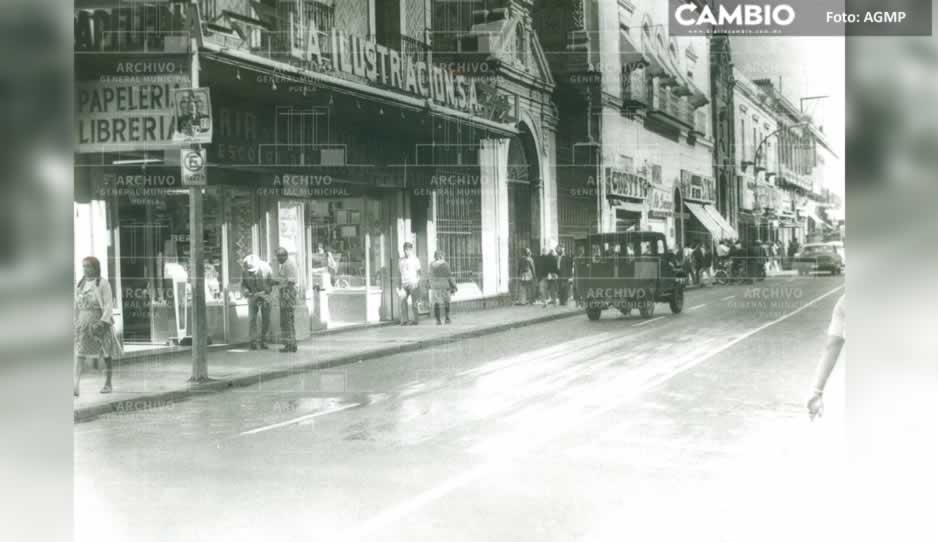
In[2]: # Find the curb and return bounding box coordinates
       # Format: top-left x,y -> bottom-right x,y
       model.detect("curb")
74,308 -> 581,423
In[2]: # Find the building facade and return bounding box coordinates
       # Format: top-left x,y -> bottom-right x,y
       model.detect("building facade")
537,0 -> 725,253
73,0 -> 556,349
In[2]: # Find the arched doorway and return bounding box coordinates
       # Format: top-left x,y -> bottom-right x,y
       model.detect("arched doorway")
507,125 -> 541,262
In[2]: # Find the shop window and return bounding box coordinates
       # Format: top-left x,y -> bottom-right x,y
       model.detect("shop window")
278,200 -> 306,290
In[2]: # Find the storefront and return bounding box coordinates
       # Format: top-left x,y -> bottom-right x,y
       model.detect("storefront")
676,170 -> 736,249
73,0 -> 556,348
605,167 -> 647,233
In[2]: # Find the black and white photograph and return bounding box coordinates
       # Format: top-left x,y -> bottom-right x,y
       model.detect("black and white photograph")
1,0 -> 938,541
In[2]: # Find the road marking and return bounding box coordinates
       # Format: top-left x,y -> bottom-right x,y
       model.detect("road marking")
632,316 -> 665,327
721,295 -> 736,301
342,283 -> 843,542
236,402 -> 361,436
687,304 -> 706,311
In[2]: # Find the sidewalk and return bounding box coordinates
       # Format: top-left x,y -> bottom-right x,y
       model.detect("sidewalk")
74,303 -> 581,422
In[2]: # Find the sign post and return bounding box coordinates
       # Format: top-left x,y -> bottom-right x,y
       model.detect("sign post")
187,1 -> 209,383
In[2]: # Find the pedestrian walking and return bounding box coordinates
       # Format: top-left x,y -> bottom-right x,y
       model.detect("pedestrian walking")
429,250 -> 457,325
537,247 -> 559,306
517,248 -> 536,305
788,238 -> 800,267
730,240 -> 744,280
556,245 -> 573,306
691,242 -> 704,286
700,242 -> 713,286
74,256 -> 122,396
273,248 -> 298,353
808,294 -> 846,420
242,255 -> 273,350
398,242 -> 422,325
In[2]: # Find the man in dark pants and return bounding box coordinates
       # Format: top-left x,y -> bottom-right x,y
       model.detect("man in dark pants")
272,248 -> 298,353
691,242 -> 704,286
241,255 -> 272,350
556,245 -> 573,306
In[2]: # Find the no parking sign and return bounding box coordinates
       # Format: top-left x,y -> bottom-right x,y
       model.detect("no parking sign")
181,148 -> 207,186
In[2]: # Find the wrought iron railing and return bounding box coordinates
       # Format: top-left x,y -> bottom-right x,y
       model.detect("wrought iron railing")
621,67 -> 648,106
399,33 -> 431,64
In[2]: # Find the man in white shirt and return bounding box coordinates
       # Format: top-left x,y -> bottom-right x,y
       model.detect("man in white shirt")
398,242 -> 422,325
272,248 -> 299,353
808,293 -> 845,419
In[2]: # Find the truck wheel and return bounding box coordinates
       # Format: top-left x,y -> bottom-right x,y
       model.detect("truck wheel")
638,299 -> 655,318
586,307 -> 602,321
669,285 -> 684,314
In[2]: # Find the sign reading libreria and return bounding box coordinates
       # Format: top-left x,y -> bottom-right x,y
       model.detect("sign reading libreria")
75,57 -> 188,152
304,22 -> 480,114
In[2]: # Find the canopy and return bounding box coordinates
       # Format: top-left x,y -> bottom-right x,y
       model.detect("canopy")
684,201 -> 723,240
702,204 -> 739,240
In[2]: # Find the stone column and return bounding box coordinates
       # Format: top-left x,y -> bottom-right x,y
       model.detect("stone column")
480,138 -> 510,297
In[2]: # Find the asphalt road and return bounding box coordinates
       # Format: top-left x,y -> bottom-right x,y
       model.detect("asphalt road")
75,274 -> 847,542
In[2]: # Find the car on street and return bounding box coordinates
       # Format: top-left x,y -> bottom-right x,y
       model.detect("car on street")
793,242 -> 844,275
825,240 -> 846,267
573,231 -> 686,320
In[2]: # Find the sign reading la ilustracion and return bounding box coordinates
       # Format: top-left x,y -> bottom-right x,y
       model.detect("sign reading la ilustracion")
303,21 -> 480,114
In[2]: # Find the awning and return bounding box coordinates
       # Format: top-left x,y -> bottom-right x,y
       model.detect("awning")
702,204 -> 739,240
684,201 -> 723,240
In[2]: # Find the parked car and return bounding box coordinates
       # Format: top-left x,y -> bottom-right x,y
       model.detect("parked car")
793,243 -> 844,275
573,231 -> 686,320
825,241 -> 846,267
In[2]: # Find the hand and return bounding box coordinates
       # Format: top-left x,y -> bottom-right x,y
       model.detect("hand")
807,392 -> 824,421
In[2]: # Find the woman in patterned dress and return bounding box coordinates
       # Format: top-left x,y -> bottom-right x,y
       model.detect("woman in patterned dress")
74,256 -> 122,396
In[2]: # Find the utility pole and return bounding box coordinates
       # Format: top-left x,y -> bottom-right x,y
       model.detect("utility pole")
188,0 -> 208,383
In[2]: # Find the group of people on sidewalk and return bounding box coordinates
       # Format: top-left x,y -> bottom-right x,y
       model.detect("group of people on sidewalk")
240,247 -> 300,353
73,248 -> 302,397
681,238 -> 801,287
515,245 -> 576,307
397,243 -> 458,326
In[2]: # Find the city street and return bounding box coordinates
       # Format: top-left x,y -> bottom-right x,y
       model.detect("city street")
75,275 -> 846,542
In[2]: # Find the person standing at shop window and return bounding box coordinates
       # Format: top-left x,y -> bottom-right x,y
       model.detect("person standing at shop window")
311,241 -> 337,291
273,248 -> 298,353
74,256 -> 122,396
398,242 -> 422,325
241,255 -> 273,350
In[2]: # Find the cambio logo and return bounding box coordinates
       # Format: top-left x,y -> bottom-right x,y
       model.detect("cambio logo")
675,3 -> 796,26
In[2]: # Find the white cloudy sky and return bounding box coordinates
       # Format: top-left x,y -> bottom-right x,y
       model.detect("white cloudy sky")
731,36 -> 846,197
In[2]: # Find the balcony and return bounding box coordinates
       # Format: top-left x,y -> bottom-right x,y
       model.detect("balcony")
399,34 -> 431,65
693,109 -> 708,137
200,1 -> 336,64
621,67 -> 649,109
648,81 -> 693,129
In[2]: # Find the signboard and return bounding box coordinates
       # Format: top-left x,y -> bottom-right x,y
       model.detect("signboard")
74,2 -> 189,53
180,149 -> 206,186
302,21 -> 480,114
648,185 -> 674,219
172,87 -> 213,144
75,66 -> 187,152
605,168 -> 648,200
679,170 -> 716,203
754,183 -> 771,209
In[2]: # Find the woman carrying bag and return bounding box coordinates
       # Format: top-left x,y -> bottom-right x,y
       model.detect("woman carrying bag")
74,256 -> 123,396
